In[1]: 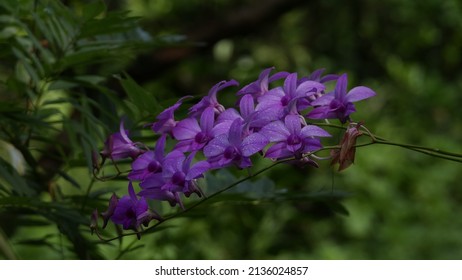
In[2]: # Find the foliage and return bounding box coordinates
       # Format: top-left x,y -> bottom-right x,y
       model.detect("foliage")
0,0 -> 165,259
1,0 -> 462,260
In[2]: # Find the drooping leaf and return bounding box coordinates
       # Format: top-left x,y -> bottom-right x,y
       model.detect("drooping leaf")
116,73 -> 163,118
0,158 -> 35,196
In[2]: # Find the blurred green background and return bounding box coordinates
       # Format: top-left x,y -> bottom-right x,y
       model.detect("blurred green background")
1,0 -> 462,259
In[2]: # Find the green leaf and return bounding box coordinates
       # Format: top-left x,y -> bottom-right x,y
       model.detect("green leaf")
0,157 -> 35,196
57,170 -> 81,190
116,73 -> 162,117
79,11 -> 141,38
326,200 -> 350,216
81,1 -> 106,21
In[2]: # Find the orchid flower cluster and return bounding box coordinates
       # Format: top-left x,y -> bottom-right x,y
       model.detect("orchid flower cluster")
94,67 -> 376,234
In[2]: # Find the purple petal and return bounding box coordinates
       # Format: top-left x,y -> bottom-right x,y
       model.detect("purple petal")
119,121 -> 132,144
212,120 -> 233,136
200,107 -> 215,133
135,197 -> 149,216
308,68 -> 325,81
319,74 -> 339,84
265,142 -> 291,159
161,181 -> 182,193
138,188 -> 176,203
284,115 -> 302,135
140,173 -> 165,189
240,133 -> 268,157
173,139 -> 194,152
228,118 -> 243,147
269,71 -> 290,83
306,106 -> 329,120
346,86 -> 376,102
182,151 -> 196,173
128,181 -> 137,201
310,92 -> 335,106
131,151 -> 155,170
335,74 -> 348,99
152,96 -> 191,133
239,94 -> 255,119
302,138 -> 323,152
217,108 -> 241,124
203,134 -> 229,158
163,150 -> 185,176
296,81 -> 325,97
172,118 -> 200,140
283,73 -> 297,97
257,87 -> 284,104
214,79 -> 239,96
128,151 -> 157,181
300,125 -> 331,138
186,160 -> 210,180
237,157 -> 252,169
260,121 -> 289,142
286,142 -> 302,153
154,134 -> 166,160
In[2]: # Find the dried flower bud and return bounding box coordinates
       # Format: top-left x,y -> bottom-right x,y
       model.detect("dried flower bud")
331,123 -> 363,171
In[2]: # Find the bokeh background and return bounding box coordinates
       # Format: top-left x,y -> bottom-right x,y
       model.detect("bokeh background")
1,0 -> 462,259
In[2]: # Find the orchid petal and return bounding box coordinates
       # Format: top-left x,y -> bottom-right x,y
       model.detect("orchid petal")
239,94 -> 255,119
284,115 -> 302,135
308,68 -> 325,81
163,150 -> 185,176
119,121 -> 132,144
203,134 -> 229,158
217,108 -> 241,124
212,121 -> 233,136
228,118 -> 243,147
200,107 -> 215,133
265,142 -> 291,159
335,74 -> 348,100
268,71 -> 290,83
241,133 -> 268,157
186,160 -> 210,180
172,118 -> 200,140
346,86 -> 376,102
139,173 -> 164,189
154,134 -> 166,160
306,106 -> 329,119
296,81 -> 325,97
260,121 -> 289,142
283,73 -> 297,97
310,92 -> 335,106
128,181 -> 137,201
182,151 -> 196,173
301,125 -> 331,138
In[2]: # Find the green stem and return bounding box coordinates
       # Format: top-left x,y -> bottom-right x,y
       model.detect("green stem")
316,122 -> 462,161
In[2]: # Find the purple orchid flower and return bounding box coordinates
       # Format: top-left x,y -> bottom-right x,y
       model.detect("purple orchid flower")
100,121 -> 144,161
111,182 -> 158,231
151,96 -> 191,135
260,115 -> 331,160
256,73 -> 325,119
300,68 -> 339,84
298,68 -> 339,106
128,134 -> 167,181
306,73 -> 376,123
139,151 -> 210,208
217,94 -> 278,137
172,107 -> 229,152
188,79 -> 239,117
236,67 -> 289,100
203,118 -> 268,169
